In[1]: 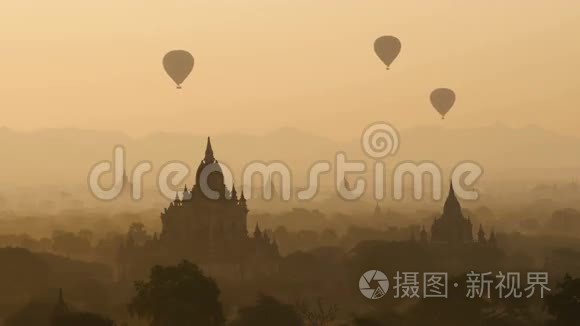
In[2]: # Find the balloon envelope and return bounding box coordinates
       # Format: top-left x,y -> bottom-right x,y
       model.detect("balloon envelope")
430,88 -> 456,119
374,36 -> 401,69
163,50 -> 194,89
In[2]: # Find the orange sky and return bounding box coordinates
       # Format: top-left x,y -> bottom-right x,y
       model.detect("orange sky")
1,1 -> 579,140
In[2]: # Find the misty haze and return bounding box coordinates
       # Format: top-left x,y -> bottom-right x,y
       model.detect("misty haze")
1,1 -> 580,326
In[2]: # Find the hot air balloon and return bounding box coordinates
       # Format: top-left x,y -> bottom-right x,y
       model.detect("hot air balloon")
163,50 -> 194,89
430,88 -> 456,119
374,36 -> 401,70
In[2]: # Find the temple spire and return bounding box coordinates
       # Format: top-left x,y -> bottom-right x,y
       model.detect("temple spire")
254,223 -> 262,238
374,201 -> 382,217
53,288 -> 69,316
123,169 -> 130,188
204,137 -> 215,163
239,188 -> 248,212
231,184 -> 238,201
489,229 -> 497,247
478,224 -> 486,243
58,288 -> 65,306
420,226 -> 428,243
443,180 -> 462,217
343,177 -> 351,191
182,184 -> 191,201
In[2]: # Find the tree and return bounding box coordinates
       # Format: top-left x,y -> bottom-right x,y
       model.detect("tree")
4,301 -> 53,326
545,273 -> 580,325
78,229 -> 94,244
0,247 -> 50,297
352,318 -> 383,326
68,278 -> 111,312
231,294 -> 303,326
129,260 -> 224,326
547,208 -> 580,236
52,312 -> 115,326
51,230 -> 91,257
402,275 -> 494,325
295,297 -> 338,326
127,222 -> 150,245
5,292 -> 114,326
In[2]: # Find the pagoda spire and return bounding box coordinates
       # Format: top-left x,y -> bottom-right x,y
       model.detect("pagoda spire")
53,288 -> 69,316
420,225 -> 428,243
443,180 -> 462,217
343,177 -> 351,191
231,184 -> 238,201
254,223 -> 262,238
269,178 -> 277,198
239,188 -> 248,212
374,201 -> 382,217
240,188 -> 247,203
58,288 -> 65,306
123,169 -> 130,189
478,224 -> 486,243
182,184 -> 191,201
489,229 -> 497,247
204,137 -> 215,163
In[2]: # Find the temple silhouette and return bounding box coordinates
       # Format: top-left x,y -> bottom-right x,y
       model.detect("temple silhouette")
118,138 -> 279,280
430,183 -> 474,243
419,182 -> 495,246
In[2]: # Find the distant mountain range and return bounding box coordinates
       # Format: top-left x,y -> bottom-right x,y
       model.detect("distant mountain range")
1,124 -> 579,187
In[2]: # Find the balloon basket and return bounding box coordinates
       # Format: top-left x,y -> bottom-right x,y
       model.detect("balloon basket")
176,85 -> 182,90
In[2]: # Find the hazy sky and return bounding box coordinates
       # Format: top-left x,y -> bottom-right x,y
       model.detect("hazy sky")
1,1 -> 579,140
